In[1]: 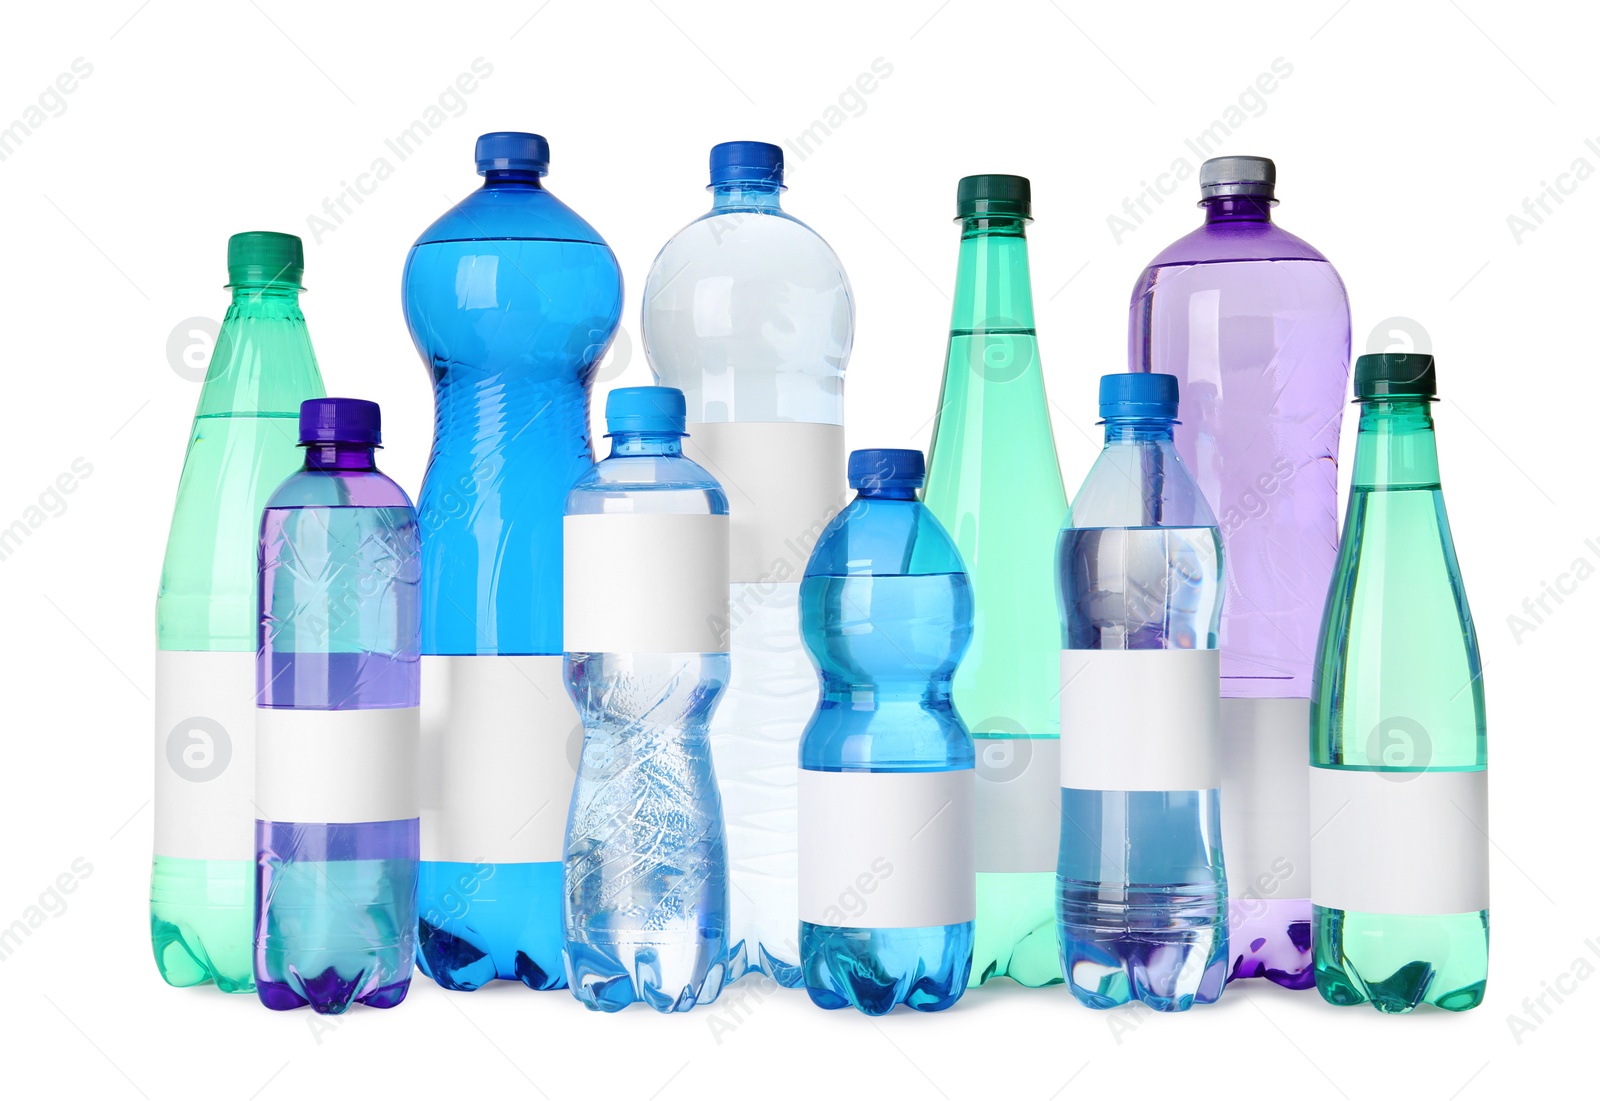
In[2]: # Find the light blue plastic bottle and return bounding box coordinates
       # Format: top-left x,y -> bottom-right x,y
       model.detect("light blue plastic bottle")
1055,373 -> 1229,1011
797,448 -> 975,1015
560,386 -> 734,1012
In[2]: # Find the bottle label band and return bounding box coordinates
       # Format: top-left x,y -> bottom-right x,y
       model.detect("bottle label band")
1060,648 -> 1221,791
1310,766 -> 1489,914
154,650 -> 259,861
1220,697 -> 1312,902
563,512 -> 730,653
256,706 -> 420,824
798,768 -> 975,929
420,654 -> 577,864
974,735 -> 1061,873
683,421 -> 848,584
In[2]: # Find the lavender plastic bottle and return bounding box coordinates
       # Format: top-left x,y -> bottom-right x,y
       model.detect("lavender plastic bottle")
1129,156 -> 1350,988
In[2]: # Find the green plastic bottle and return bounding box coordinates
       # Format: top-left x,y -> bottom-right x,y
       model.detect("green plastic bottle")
923,175 -> 1069,988
151,232 -> 325,992
1310,352 -> 1488,1013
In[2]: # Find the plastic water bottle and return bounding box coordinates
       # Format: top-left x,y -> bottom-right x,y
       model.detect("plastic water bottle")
798,448 -> 975,1015
153,231 -> 325,992
254,399 -> 420,1013
403,132 -> 623,991
642,140 -> 853,985
561,386 -> 732,1012
923,175 -> 1068,988
1311,353 -> 1487,1013
1129,156 -> 1350,988
1056,374 -> 1229,1011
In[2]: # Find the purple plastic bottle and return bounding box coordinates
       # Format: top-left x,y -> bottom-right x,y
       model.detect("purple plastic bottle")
1129,156 -> 1350,989
254,398 -> 422,1013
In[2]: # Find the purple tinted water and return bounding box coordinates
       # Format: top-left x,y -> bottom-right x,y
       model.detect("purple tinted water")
1130,196 -> 1350,990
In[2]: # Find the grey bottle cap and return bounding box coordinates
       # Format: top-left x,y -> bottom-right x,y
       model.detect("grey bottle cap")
1199,156 -> 1276,200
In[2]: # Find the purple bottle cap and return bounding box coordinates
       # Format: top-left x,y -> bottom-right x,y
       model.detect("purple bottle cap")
299,398 -> 382,446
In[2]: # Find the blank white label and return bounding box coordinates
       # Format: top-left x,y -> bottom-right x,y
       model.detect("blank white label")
683,421 -> 849,584
564,512 -> 729,653
1060,648 -> 1221,791
420,654 -> 577,864
974,736 -> 1061,873
1220,697 -> 1312,900
154,650 -> 258,861
798,769 -> 975,929
1310,766 -> 1489,915
256,706 -> 420,824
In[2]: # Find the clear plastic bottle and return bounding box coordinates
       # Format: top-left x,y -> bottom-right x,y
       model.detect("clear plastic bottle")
402,132 -> 623,991
254,398 -> 421,1013
1129,156 -> 1350,988
153,231 -> 325,992
561,386 -> 733,1012
642,140 -> 853,984
1055,374 -> 1229,1011
798,448 -> 975,1015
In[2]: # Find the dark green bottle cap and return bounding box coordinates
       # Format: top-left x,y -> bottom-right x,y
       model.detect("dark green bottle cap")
1354,353 -> 1436,399
956,174 -> 1031,219
227,231 -> 304,287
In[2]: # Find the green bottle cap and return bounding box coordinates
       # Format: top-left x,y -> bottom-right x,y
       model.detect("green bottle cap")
227,231 -> 304,287
1354,352 -> 1436,399
956,174 -> 1031,219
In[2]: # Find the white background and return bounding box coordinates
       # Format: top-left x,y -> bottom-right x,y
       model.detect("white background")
1,1 -> 1592,1098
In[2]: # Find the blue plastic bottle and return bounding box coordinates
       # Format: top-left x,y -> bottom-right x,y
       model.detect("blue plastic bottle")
561,386 -> 733,1012
402,132 -> 624,991
1055,374 -> 1229,1011
254,399 -> 421,1014
797,448 -> 976,1015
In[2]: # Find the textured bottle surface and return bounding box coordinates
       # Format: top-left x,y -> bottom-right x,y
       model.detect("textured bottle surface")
153,268 -> 324,994
1311,389 -> 1487,1013
1131,194 -> 1350,988
403,143 -> 623,991
643,162 -> 853,984
923,205 -> 1067,988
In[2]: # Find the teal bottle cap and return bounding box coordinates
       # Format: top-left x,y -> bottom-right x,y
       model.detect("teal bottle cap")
1354,353 -> 1436,399
227,231 -> 304,287
956,174 -> 1031,219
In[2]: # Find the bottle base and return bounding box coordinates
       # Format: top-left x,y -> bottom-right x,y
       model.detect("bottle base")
562,935 -> 735,1013
1225,898 -> 1315,989
257,971 -> 412,1014
970,872 -> 1064,987
415,861 -> 567,991
801,921 -> 973,1015
1313,905 -> 1488,1013
150,856 -> 256,993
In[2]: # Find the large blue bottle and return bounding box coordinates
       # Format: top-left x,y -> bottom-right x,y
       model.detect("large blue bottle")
797,449 -> 975,1015
402,132 -> 624,991
561,386 -> 733,1012
1055,373 -> 1229,1011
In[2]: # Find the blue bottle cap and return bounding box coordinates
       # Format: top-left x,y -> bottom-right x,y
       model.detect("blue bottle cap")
1098,373 -> 1180,421
848,448 -> 925,490
475,132 -> 550,177
605,386 -> 687,435
299,398 -> 382,446
709,141 -> 784,187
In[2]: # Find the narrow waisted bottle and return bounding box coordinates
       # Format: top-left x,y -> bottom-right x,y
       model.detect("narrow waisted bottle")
254,399 -> 421,1014
1130,157 -> 1350,988
798,449 -> 975,1015
1311,353 -> 1488,1013
923,175 -> 1068,988
561,387 -> 732,1012
643,141 -> 853,984
153,232 -> 325,992
403,132 -> 623,991
1056,374 -> 1229,1011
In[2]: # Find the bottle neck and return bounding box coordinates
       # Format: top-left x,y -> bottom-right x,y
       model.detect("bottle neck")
304,443 -> 378,471
952,215 -> 1036,331
710,181 -> 782,212
854,484 -> 918,501
1102,419 -> 1176,444
228,282 -> 302,308
481,170 -> 546,190
1352,399 -> 1440,489
1201,196 -> 1275,224
609,431 -> 684,457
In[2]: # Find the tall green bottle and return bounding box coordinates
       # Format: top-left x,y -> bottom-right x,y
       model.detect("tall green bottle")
923,175 -> 1069,988
1310,352 -> 1488,1012
152,233 -> 325,991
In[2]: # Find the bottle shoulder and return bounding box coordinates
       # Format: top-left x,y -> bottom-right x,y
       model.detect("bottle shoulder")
644,207 -> 850,290
565,453 -> 729,515
805,497 -> 966,578
1069,441 -> 1218,529
1138,217 -> 1339,272
264,467 -> 417,511
411,184 -> 613,247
